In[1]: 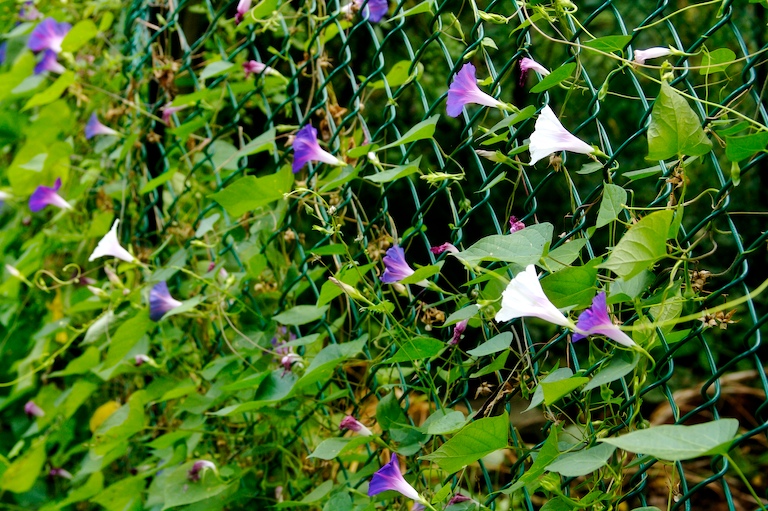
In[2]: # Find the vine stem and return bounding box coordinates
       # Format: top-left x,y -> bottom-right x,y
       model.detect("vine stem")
723,454 -> 768,511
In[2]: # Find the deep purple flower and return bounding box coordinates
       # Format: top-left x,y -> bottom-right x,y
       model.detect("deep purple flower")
49,468 -> 73,479
340,415 -> 373,436
573,292 -> 635,347
89,220 -> 135,262
509,215 -> 525,233
188,460 -> 216,482
450,319 -> 468,345
34,49 -> 65,74
235,0 -> 252,24
29,178 -> 72,212
0,42 -> 7,65
430,242 -> 458,255
160,103 -> 187,125
380,245 -> 415,283
149,281 -> 183,321
24,400 -> 45,418
85,113 -> 119,139
355,0 -> 389,22
519,57 -> 550,85
449,494 -> 472,504
446,63 -> 505,118
292,124 -> 344,173
368,454 -> 421,501
27,18 -> 71,54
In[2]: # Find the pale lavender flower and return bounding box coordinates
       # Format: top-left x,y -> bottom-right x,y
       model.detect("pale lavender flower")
519,57 -> 550,85
34,49 -> 65,74
49,468 -> 73,479
243,60 -> 278,78
160,103 -> 187,125
573,292 -> 635,347
89,219 -> 135,263
495,264 -> 576,329
529,105 -> 595,166
509,215 -> 525,233
446,63 -> 505,118
19,2 -> 42,21
235,0 -> 252,24
134,354 -> 152,366
85,113 -> 119,140
27,18 -> 71,54
380,245 -> 414,283
430,242 -> 458,255
24,400 -> 45,418
188,460 -> 216,482
340,415 -> 373,436
149,281 -> 183,321
368,454 -> 421,501
450,319 -> 468,345
292,124 -> 344,173
633,47 -> 673,65
29,178 -> 72,212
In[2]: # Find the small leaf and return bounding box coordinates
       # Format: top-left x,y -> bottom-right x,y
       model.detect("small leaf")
503,426 -> 560,494
199,60 -> 234,80
235,127 -> 277,158
455,223 -> 553,267
385,337 -> 444,363
583,35 -> 632,53
699,48 -> 736,75
546,443 -> 616,477
544,239 -> 588,271
647,82 -> 713,160
308,436 -> 371,460
103,311 -> 151,368
369,60 -> 423,90
209,168 -> 293,217
530,63 -> 577,93
375,115 -> 440,151
467,332 -> 512,357
399,263 -> 441,285
422,411 -> 467,435
542,376 -> 590,405
61,20 -> 98,53
582,354 -> 639,392
526,368 -> 573,411
420,412 -> 508,474
444,305 -> 480,326
599,419 -> 739,460
725,132 -> 768,162
23,71 -> 75,111
273,305 -> 330,325
364,157 -> 422,183
0,438 -> 46,493
598,210 -> 673,280
596,183 -> 627,228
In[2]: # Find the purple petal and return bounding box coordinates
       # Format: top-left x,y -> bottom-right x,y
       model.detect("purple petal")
24,400 -> 45,418
0,42 -> 7,65
243,60 -> 267,77
430,242 -> 458,255
34,49 -> 65,74
368,454 -> 420,501
574,292 -> 635,347
85,113 -> 119,140
27,18 -> 71,54
509,215 -> 525,233
292,124 -> 342,173
446,63 -> 503,118
380,245 -> 415,283
29,178 -> 71,212
235,0 -> 252,24
450,319 -> 468,345
149,281 -> 183,321
358,0 -> 389,22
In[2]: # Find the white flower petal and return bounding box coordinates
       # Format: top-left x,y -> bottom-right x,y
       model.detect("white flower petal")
529,106 -> 595,165
89,220 -> 135,263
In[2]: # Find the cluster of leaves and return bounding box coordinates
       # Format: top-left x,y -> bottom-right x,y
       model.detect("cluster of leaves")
1,0 -> 767,510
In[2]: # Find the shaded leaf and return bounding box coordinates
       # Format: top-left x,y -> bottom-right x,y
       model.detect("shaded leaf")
647,82 -> 712,160
421,412 -> 508,474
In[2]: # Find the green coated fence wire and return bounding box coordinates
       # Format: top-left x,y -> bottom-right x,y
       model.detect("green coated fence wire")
118,0 -> 768,509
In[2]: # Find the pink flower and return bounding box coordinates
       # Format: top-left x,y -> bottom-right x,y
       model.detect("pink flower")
450,319 -> 468,345
243,60 -> 277,78
49,468 -> 73,479
24,400 -> 45,418
340,415 -> 373,436
446,63 -> 505,117
188,460 -> 216,482
430,242 -> 458,255
519,57 -> 550,85
529,105 -> 595,165
509,215 -> 525,233
633,47 -> 673,65
160,103 -> 187,125
29,178 -> 72,212
134,354 -> 153,366
235,0 -> 252,24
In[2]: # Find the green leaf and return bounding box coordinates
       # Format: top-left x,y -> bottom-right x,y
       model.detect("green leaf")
596,183 -> 627,228
369,60 -> 423,90
161,462 -> 231,509
444,305 -> 480,326
454,223 -> 553,266
398,263 -> 441,285
699,48 -> 736,75
0,438 -> 46,493
103,311 -> 151,368
546,443 -> 616,477
385,337 -> 444,363
91,476 -> 144,511
598,210 -> 673,280
420,412 -> 508,474
374,115 -> 440,152
542,376 -> 590,405
273,305 -> 330,326
318,165 -> 359,193
647,81 -> 713,160
576,161 -> 604,175
599,419 -> 739,460
295,338 -> 366,391
530,63 -> 577,93
161,295 -> 204,320
467,332 -> 512,357
209,168 -> 293,217
61,20 -> 98,53
308,436 -> 371,460
387,0 -> 433,20
582,353 -> 639,392
725,132 -> 768,162
377,391 -> 407,430
526,368 -> 573,411
234,127 -> 277,158
421,410 -> 467,435
541,259 -> 599,309
583,35 -> 632,53
479,105 -> 537,141
473,350 -> 509,378
140,170 -> 177,194
213,370 -> 297,415
364,157 -> 422,183
199,60 -> 234,80
544,238 -> 588,271
504,426 -> 560,494
23,71 -> 75,111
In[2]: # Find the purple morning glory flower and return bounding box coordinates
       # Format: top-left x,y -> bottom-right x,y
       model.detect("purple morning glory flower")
368,454 -> 421,501
430,242 -> 458,255
573,292 -> 635,347
85,113 -> 119,139
519,57 -> 550,85
509,215 -> 525,233
0,42 -> 6,65
235,0 -> 252,24
292,124 -> 344,173
27,18 -> 71,54
450,319 -> 468,345
160,103 -> 187,125
29,178 -> 72,212
24,400 -> 45,418
188,460 -> 216,482
446,62 -> 505,118
380,245 -> 415,283
49,468 -> 73,479
340,415 -> 373,436
355,0 -> 388,22
34,49 -> 65,74
149,281 -> 183,321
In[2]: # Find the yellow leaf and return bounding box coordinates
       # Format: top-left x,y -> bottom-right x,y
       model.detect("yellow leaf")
90,401 -> 121,433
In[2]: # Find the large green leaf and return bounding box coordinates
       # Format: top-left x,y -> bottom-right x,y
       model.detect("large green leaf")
646,81 -> 712,160
374,115 -> 440,152
273,305 -> 330,325
598,210 -> 673,280
503,426 -> 560,494
23,71 -> 75,111
420,412 -> 508,474
454,223 -> 553,266
596,183 -> 627,228
385,337 -> 444,363
546,443 -> 616,477
725,132 -> 768,162
161,462 -> 232,509
61,20 -> 98,53
308,436 -> 371,460
541,259 -> 599,309
0,438 -> 46,493
530,63 -> 576,93
599,419 -> 739,461
209,168 -> 293,217
103,311 -> 151,368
